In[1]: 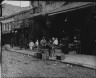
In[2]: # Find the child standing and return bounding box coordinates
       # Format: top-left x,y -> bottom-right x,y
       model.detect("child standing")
29,40 -> 34,51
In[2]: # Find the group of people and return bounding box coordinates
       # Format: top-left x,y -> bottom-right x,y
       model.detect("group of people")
29,37 -> 59,48
10,29 -> 81,55
28,37 -> 59,57
25,36 -> 81,55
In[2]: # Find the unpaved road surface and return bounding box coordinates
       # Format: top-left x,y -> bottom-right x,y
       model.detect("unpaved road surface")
2,50 -> 96,78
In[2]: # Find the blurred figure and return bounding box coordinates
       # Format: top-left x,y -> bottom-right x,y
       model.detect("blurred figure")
51,37 -> 56,56
24,38 -> 28,50
47,39 -> 53,57
49,39 -> 53,45
53,38 -> 58,46
29,40 -> 34,51
40,37 -> 47,48
19,30 -> 25,50
35,40 -> 39,50
10,30 -> 15,48
52,37 -> 55,42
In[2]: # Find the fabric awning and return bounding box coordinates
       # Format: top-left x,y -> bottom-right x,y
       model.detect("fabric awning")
47,2 -> 94,16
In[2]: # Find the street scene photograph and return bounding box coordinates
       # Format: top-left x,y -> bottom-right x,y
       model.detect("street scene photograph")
1,1 -> 96,78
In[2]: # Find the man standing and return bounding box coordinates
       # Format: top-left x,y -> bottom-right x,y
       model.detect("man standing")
10,30 -> 15,48
24,38 -> 28,50
19,30 -> 25,50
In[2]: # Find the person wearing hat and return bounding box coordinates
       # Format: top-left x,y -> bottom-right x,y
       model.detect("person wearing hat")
40,37 -> 47,48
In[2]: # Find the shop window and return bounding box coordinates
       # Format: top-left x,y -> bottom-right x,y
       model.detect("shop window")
2,23 -> 5,31
9,24 -> 11,30
5,23 -> 7,30
11,22 -> 13,29
4,24 -> 5,30
6,23 -> 9,30
10,22 -> 12,30
7,23 -> 10,30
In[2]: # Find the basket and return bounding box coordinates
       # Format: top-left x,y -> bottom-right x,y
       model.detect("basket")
5,44 -> 11,51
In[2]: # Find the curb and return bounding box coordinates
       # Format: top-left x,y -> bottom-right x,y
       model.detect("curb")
8,49 -> 96,70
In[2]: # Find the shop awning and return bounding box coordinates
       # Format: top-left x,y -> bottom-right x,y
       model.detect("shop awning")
2,30 -> 11,34
47,2 -> 94,16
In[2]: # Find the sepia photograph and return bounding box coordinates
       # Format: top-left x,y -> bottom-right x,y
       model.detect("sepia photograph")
1,1 -> 96,78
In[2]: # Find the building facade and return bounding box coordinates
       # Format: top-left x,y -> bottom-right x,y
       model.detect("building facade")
1,2 -> 95,34
1,1 -> 96,55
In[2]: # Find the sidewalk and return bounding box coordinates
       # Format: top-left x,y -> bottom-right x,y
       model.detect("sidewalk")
62,54 -> 96,69
10,47 -> 36,56
10,47 -> 96,69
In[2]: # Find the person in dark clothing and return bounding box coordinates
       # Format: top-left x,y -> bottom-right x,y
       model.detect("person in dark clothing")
24,38 -> 28,50
10,30 -> 15,48
19,39 -> 23,49
19,30 -> 25,50
40,37 -> 47,49
47,39 -> 53,57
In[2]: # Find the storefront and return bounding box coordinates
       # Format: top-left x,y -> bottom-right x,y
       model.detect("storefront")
1,2 -> 96,54
44,2 -> 95,54
1,16 -> 14,46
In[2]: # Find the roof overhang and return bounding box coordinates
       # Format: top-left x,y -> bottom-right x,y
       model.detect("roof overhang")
47,2 -> 95,16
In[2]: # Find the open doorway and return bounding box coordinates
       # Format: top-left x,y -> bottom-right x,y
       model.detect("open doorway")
48,6 -> 96,55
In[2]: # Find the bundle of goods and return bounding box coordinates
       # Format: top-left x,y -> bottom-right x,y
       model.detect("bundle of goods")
4,44 -> 11,51
35,52 -> 42,59
42,53 -> 49,60
34,49 -> 49,60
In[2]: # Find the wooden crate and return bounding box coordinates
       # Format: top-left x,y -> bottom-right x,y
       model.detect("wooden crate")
56,54 -> 65,60
42,49 -> 49,55
42,53 -> 49,60
36,53 -> 42,59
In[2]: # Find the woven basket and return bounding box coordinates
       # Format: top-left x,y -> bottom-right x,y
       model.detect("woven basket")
5,44 -> 11,51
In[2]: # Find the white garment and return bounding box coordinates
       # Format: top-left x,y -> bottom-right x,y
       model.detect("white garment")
53,39 -> 58,45
29,42 -> 34,50
35,40 -> 39,46
29,42 -> 34,47
29,46 -> 33,50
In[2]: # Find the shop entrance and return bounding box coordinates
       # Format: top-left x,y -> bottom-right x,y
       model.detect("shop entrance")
48,6 -> 96,55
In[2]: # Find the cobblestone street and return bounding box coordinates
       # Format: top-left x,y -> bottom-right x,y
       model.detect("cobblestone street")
2,50 -> 96,78
1,1 -> 96,78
